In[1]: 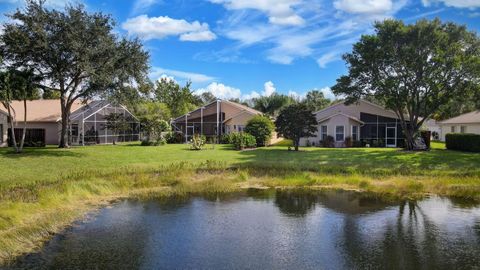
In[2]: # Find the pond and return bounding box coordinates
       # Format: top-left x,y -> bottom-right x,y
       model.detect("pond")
9,190 -> 480,270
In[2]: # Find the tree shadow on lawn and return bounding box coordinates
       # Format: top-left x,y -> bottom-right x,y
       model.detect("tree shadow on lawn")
234,147 -> 480,173
0,147 -> 85,159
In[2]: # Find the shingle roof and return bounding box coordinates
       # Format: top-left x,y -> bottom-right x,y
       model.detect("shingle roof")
0,99 -> 86,122
440,111 -> 480,124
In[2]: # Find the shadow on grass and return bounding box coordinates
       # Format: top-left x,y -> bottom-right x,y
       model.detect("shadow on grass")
232,146 -> 480,174
0,147 -> 85,159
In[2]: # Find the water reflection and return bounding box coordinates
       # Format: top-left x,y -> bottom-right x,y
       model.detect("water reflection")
8,190 -> 480,270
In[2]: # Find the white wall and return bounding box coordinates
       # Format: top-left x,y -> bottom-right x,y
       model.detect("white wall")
300,114 -> 361,147
439,124 -> 480,141
0,113 -> 7,147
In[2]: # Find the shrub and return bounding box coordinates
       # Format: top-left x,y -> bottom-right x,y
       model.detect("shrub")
245,115 -> 275,147
446,133 -> 480,152
221,133 -> 234,144
230,132 -> 256,150
190,134 -> 206,150
345,136 -> 353,147
141,137 -> 166,146
321,136 -> 335,148
165,132 -> 183,144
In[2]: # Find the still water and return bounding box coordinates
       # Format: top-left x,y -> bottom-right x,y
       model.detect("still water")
9,190 -> 480,270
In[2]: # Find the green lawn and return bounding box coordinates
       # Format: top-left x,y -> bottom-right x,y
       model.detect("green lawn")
0,141 -> 479,264
0,141 -> 477,188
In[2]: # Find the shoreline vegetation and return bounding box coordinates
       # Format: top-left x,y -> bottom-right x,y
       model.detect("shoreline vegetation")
1,142 -> 479,264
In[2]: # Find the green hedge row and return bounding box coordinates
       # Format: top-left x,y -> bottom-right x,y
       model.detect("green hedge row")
445,133 -> 480,152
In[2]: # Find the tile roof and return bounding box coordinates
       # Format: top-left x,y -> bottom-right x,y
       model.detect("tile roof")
0,99 -> 86,122
440,110 -> 480,124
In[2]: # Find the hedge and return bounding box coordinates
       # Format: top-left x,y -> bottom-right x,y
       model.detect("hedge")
445,133 -> 480,152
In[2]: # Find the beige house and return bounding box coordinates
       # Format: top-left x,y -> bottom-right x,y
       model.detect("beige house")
300,100 -> 406,148
438,111 -> 480,141
0,99 -> 140,147
0,109 -> 8,147
171,99 -> 264,143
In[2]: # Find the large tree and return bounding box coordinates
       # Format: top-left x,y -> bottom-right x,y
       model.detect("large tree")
332,19 -> 480,150
153,78 -> 200,117
1,1 -> 149,148
275,103 -> 318,151
302,90 -> 331,112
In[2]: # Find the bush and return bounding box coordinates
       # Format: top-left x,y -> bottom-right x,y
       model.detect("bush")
230,132 -> 257,150
221,133 -> 234,144
321,136 -> 335,148
141,137 -> 166,146
245,115 -> 275,147
345,136 -> 353,147
446,133 -> 480,152
190,134 -> 206,150
165,132 -> 183,144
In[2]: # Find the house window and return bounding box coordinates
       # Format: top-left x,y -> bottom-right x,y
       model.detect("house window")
352,126 -> 358,141
335,126 -> 344,141
321,125 -> 327,141
460,126 -> 467,133
237,125 -> 245,132
451,126 -> 456,133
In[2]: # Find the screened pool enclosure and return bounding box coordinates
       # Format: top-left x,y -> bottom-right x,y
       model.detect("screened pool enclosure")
69,101 -> 140,145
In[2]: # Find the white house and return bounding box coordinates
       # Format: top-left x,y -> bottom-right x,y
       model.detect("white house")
438,111 -> 480,141
300,100 -> 406,148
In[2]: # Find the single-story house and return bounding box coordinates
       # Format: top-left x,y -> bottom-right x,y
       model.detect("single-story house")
423,119 -> 441,140
0,99 -> 140,147
438,110 -> 480,141
300,100 -> 408,148
0,109 -> 8,147
171,99 -> 264,143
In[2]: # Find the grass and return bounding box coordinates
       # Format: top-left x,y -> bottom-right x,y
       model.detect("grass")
0,141 -> 479,264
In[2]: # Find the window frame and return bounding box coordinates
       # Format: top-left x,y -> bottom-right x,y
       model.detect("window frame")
335,125 -> 345,142
460,126 -> 467,133
351,125 -> 358,141
321,125 -> 328,141
451,126 -> 456,133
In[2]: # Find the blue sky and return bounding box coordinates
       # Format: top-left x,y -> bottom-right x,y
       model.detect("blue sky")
1,0 -> 479,100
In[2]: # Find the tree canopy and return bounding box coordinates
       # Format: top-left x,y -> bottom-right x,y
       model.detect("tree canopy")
253,93 -> 296,117
275,103 -> 318,151
332,19 -> 480,150
302,90 -> 331,112
153,78 -> 201,117
1,0 -> 149,147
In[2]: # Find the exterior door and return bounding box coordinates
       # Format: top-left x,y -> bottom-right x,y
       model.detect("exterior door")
386,126 -> 396,147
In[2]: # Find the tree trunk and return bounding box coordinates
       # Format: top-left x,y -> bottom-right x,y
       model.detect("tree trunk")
404,128 -> 416,151
18,99 -> 27,153
59,98 -> 72,148
294,138 -> 299,151
4,104 -> 19,153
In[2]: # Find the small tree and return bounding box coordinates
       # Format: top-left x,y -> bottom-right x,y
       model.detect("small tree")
275,103 -> 318,151
103,113 -> 129,145
245,115 -> 274,147
136,102 -> 171,144
0,69 -> 40,153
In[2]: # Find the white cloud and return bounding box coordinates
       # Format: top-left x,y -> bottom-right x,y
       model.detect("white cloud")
263,81 -> 276,96
150,67 -> 215,83
334,0 -> 394,15
317,51 -> 341,68
195,82 -> 242,99
131,0 -> 162,14
210,0 -> 305,26
121,15 -> 216,41
422,0 -> 480,8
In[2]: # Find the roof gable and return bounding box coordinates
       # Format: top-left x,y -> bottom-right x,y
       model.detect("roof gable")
440,110 -> 480,124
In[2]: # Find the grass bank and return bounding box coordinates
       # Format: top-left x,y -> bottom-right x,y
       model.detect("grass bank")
0,142 -> 479,264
